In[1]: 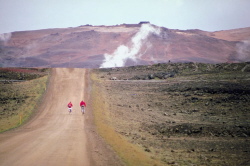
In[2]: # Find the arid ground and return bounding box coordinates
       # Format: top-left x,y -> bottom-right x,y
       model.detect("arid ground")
1,22 -> 250,166
90,62 -> 250,166
0,63 -> 249,166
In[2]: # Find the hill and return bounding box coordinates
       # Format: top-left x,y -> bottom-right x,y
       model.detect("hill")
1,23 -> 250,68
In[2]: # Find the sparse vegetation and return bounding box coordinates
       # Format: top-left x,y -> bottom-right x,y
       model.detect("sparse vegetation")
90,62 -> 250,166
91,73 -> 163,166
0,68 -> 49,132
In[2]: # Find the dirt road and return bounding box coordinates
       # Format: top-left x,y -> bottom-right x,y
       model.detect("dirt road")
0,68 -> 91,166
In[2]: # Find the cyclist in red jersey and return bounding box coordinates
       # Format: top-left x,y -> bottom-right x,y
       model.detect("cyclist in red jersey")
68,102 -> 73,114
80,100 -> 86,114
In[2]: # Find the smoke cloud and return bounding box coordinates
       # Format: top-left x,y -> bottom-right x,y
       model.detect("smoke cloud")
0,33 -> 12,43
236,40 -> 250,62
100,24 -> 161,68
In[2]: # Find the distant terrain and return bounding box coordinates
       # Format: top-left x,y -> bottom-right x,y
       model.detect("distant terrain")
0,23 -> 250,68
90,62 -> 250,165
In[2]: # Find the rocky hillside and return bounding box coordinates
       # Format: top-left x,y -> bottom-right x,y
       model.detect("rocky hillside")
0,23 -> 249,68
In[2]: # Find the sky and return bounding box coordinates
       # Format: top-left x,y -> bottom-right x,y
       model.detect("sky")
0,0 -> 250,34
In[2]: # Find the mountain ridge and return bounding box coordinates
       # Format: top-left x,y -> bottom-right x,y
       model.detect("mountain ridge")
0,23 -> 249,68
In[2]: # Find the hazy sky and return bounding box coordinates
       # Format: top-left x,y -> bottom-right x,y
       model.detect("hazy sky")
0,0 -> 250,34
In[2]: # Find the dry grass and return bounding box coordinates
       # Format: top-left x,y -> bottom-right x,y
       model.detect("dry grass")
0,75 -> 48,132
91,73 -> 163,166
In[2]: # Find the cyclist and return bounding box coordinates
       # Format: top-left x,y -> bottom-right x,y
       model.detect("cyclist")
68,101 -> 73,114
80,100 -> 86,114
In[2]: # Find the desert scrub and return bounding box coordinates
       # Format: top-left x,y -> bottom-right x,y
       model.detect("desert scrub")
0,68 -> 48,80
92,63 -> 250,166
0,71 -> 49,132
90,71 -> 163,166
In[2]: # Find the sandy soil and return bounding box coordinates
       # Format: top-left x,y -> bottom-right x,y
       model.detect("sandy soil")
0,68 -> 93,166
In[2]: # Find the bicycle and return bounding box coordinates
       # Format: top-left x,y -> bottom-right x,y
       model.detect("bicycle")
81,106 -> 85,114
68,108 -> 72,114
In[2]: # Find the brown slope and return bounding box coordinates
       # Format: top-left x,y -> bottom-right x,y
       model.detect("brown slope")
1,25 -> 139,68
208,27 -> 250,41
139,28 -> 237,64
1,24 -> 249,68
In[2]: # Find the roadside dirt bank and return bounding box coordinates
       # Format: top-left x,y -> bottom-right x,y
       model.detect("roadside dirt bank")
84,69 -> 125,166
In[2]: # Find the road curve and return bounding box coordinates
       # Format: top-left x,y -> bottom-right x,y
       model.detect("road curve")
0,68 -> 90,166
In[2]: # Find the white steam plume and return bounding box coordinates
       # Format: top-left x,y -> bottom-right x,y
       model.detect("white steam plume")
236,40 -> 250,62
100,24 -> 161,68
0,33 -> 12,43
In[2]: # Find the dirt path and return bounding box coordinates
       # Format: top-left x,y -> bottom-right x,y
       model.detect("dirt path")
0,68 -> 91,166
